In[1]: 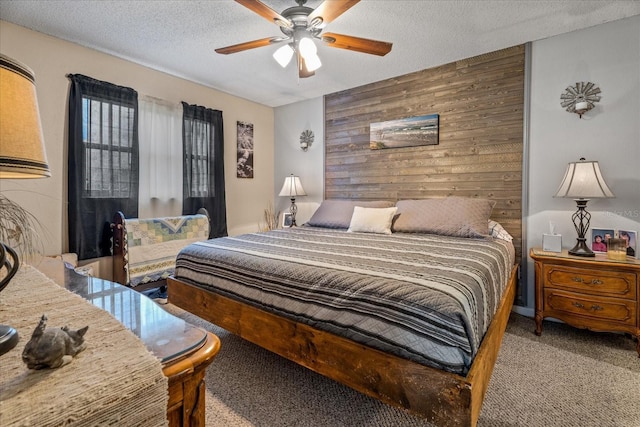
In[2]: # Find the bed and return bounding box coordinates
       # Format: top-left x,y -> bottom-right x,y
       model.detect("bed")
168,197 -> 518,426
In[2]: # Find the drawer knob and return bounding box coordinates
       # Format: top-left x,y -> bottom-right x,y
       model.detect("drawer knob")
572,277 -> 603,286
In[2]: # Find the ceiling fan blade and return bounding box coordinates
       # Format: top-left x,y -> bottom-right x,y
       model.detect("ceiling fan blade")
235,0 -> 292,28
298,51 -> 315,78
308,0 -> 360,28
215,37 -> 284,55
321,32 -> 392,56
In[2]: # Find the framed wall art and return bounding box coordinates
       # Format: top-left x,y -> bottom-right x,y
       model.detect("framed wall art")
370,114 -> 439,150
237,121 -> 254,178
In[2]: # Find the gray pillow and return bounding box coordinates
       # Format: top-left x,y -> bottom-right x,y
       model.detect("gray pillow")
392,197 -> 496,238
306,199 -> 395,229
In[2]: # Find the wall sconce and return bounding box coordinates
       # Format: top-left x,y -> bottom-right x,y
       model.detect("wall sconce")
300,130 -> 314,151
560,82 -> 601,118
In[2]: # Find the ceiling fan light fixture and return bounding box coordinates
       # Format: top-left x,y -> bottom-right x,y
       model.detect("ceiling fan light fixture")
298,36 -> 317,57
218,0 -> 393,79
273,44 -> 295,68
304,52 -> 322,72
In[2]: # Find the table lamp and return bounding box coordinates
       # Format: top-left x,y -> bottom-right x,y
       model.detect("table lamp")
0,53 -> 51,355
554,158 -> 614,257
278,174 -> 306,227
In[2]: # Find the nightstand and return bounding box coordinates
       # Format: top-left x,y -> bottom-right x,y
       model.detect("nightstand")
530,248 -> 640,357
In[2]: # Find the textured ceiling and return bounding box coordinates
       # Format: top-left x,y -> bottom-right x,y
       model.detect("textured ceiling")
1,1 -> 639,107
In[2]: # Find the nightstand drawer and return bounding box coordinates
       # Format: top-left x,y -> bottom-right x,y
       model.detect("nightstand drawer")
544,290 -> 636,325
543,265 -> 637,299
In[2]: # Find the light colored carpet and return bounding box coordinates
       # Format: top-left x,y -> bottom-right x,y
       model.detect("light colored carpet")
164,304 -> 640,427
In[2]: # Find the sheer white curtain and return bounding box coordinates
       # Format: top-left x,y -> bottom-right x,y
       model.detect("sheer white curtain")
138,95 -> 182,218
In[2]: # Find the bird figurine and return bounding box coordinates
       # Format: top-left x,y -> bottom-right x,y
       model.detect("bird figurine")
22,314 -> 88,369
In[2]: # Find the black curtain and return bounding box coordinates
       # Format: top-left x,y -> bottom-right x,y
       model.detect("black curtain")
68,74 -> 139,260
181,102 -> 227,238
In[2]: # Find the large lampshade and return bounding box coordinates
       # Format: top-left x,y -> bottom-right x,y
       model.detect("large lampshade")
554,159 -> 614,199
554,158 -> 614,257
278,175 -> 307,197
0,53 -> 50,178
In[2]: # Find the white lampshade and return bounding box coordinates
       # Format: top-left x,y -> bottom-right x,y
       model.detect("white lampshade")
554,159 -> 614,199
273,44 -> 294,68
0,54 -> 50,178
279,174 -> 307,197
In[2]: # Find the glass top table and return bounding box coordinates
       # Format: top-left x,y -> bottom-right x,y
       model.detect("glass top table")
59,265 -> 207,364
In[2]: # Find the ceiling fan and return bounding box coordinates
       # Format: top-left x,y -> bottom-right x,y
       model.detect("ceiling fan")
216,0 -> 393,78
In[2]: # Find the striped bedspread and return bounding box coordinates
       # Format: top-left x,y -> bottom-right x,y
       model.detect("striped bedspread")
174,226 -> 515,375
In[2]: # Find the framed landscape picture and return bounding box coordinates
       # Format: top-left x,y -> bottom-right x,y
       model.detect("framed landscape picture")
370,114 -> 439,150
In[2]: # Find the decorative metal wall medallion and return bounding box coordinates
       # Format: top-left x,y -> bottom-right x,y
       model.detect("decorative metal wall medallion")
560,82 -> 601,116
300,130 -> 314,151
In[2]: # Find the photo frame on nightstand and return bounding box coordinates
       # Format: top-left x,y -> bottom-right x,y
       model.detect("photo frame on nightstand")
282,212 -> 293,228
591,228 -> 637,259
619,230 -> 637,259
590,227 -> 615,253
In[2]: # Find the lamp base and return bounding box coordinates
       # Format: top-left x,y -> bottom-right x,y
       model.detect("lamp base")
568,239 -> 595,257
0,324 -> 19,356
568,199 -> 595,257
0,242 -> 21,355
289,197 -> 298,227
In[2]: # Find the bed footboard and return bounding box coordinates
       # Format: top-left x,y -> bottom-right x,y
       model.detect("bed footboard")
168,265 -> 517,426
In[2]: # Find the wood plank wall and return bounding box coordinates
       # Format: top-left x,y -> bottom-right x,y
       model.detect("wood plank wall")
324,45 -> 525,263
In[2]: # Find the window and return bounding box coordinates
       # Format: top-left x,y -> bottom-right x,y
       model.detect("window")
183,115 -> 212,198
181,102 -> 227,238
68,74 -> 139,260
68,76 -> 226,258
81,96 -> 136,198
138,95 -> 182,218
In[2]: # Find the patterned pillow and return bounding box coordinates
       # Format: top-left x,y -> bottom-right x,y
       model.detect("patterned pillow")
347,206 -> 398,235
392,197 -> 495,238
489,219 -> 513,242
306,199 -> 395,229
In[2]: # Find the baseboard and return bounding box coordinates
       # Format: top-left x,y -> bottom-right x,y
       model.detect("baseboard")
511,305 -> 534,318
511,306 -> 567,325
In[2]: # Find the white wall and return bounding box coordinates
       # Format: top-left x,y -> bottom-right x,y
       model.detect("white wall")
0,21 -> 274,259
274,97 -> 324,225
524,15 -> 640,314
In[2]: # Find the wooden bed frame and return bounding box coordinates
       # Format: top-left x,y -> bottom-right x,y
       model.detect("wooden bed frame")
168,263 -> 517,427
